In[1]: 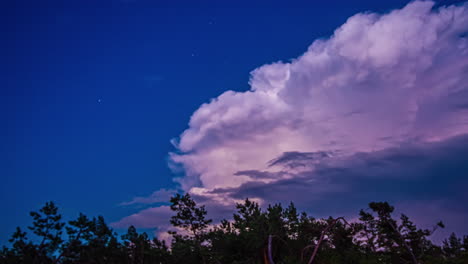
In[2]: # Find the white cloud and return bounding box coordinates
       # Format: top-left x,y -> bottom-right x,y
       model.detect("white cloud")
171,0 -> 468,192
115,1 -> 468,238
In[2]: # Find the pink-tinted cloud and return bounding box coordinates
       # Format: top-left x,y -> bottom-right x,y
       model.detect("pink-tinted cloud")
115,1 -> 468,239
119,189 -> 177,206
111,206 -> 172,229
171,0 -> 468,192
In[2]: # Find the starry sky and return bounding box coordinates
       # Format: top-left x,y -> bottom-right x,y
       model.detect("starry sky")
2,0 -> 468,244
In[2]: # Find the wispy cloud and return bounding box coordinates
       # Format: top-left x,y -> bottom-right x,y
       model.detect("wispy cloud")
111,205 -> 172,229
119,189 -> 177,206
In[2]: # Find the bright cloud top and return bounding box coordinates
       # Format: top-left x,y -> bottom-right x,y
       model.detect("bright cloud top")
114,1 -> 468,236
171,1 -> 468,191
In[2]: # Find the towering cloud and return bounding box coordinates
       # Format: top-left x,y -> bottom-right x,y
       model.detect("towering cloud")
114,1 -> 468,239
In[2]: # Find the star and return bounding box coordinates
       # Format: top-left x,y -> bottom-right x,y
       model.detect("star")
97,98 -> 102,103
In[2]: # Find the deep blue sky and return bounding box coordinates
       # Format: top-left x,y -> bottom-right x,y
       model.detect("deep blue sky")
2,0 -> 459,243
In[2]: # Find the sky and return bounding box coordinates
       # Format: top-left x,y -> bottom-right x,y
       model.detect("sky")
2,0 -> 468,244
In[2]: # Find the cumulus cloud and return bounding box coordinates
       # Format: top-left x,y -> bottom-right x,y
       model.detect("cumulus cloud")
171,0 -> 468,191
115,1 -> 468,239
222,135 -> 468,211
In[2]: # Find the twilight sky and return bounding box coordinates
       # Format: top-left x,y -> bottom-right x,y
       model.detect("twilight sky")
2,0 -> 468,244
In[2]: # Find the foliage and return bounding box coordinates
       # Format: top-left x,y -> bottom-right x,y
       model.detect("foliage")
1,197 -> 467,264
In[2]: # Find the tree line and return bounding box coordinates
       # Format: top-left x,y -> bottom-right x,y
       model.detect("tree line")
1,193 -> 467,264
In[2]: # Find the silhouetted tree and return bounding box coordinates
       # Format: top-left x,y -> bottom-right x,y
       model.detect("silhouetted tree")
27,202 -> 65,264
169,193 -> 212,264
1,197 -> 467,264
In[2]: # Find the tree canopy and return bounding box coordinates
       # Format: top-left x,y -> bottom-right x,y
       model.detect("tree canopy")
1,196 -> 467,264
